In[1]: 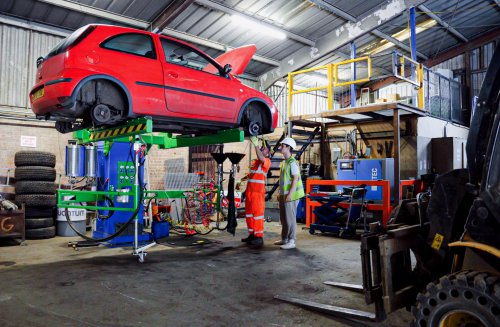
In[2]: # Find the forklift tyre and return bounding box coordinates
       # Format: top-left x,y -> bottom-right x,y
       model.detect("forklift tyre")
412,270 -> 500,327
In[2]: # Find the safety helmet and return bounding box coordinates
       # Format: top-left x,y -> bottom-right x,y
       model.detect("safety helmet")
280,137 -> 297,150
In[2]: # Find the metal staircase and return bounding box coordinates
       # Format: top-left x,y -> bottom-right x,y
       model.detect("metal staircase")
265,120 -> 322,201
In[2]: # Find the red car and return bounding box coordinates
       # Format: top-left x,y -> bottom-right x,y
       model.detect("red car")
30,24 -> 278,135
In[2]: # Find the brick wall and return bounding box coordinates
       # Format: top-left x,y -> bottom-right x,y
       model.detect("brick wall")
0,119 -> 72,182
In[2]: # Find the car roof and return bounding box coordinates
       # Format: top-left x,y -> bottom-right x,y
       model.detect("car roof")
90,24 -> 222,69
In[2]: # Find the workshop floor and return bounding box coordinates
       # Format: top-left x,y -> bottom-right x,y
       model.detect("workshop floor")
0,220 -> 412,327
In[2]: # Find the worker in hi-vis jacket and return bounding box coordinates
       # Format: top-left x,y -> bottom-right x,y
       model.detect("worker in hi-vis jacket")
240,136 -> 271,249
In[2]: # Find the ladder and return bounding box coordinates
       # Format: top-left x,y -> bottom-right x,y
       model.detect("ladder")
265,120 -> 322,201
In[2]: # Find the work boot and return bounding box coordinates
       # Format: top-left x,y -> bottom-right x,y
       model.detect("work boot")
249,237 -> 264,249
241,234 -> 256,243
273,239 -> 288,245
280,240 -> 296,250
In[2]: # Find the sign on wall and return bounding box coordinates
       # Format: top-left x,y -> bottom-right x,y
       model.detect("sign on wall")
20,135 -> 37,148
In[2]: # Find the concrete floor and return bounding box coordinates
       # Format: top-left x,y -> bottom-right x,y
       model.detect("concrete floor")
0,220 -> 412,327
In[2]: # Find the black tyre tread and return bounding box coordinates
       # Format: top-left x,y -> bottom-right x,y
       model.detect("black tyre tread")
15,166 -> 56,181
15,181 -> 56,194
412,270 -> 500,327
25,226 -> 56,239
15,151 -> 56,168
25,217 -> 54,229
25,206 -> 54,218
15,194 -> 56,207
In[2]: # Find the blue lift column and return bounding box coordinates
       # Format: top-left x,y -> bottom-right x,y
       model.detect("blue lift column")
93,141 -> 150,246
409,7 -> 417,62
350,42 -> 357,107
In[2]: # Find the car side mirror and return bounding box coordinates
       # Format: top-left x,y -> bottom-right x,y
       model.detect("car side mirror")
223,64 -> 232,77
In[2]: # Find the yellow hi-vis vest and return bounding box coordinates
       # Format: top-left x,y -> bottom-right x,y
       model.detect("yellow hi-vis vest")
280,157 -> 305,200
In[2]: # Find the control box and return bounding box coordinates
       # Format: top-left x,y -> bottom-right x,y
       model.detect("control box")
337,158 -> 394,201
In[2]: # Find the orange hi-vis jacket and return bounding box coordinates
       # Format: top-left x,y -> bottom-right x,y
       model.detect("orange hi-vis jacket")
246,158 -> 271,193
245,157 -> 271,237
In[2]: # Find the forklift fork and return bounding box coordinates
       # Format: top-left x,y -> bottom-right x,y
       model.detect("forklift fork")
274,233 -> 386,322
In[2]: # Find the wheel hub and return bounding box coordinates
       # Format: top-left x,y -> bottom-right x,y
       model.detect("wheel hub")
91,104 -> 112,124
248,121 -> 261,136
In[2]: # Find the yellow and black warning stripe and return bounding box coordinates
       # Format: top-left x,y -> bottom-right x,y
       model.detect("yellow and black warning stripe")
89,123 -> 146,141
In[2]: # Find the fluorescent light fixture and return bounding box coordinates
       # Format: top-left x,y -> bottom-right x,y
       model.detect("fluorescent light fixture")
365,19 -> 438,55
231,15 -> 287,40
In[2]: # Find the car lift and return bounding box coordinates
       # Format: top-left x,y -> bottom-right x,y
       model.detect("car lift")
58,116 -> 244,262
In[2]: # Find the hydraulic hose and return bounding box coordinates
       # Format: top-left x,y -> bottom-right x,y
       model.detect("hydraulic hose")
63,160 -> 144,243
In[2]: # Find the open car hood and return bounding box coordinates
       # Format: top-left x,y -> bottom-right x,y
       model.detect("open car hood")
210,44 -> 256,75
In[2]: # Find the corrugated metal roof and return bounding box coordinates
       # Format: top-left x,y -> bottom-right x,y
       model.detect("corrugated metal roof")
0,0 -> 499,82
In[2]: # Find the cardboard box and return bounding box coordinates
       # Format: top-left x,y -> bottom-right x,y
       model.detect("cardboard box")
386,93 -> 401,102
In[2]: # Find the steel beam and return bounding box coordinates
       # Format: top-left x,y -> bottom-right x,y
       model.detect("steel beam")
36,0 -> 149,28
161,28 -> 279,66
150,0 -> 195,33
308,0 -> 428,60
424,27 -> 500,67
195,0 -> 315,46
261,0 -> 427,90
33,0 -> 278,67
418,5 -> 468,43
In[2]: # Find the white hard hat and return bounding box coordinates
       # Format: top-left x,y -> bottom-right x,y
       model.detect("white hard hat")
280,137 -> 297,150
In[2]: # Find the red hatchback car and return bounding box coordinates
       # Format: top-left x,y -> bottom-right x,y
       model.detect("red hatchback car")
30,24 -> 278,135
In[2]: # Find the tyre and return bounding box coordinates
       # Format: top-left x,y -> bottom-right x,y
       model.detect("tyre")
15,194 -> 56,207
15,151 -> 56,168
15,166 -> 56,181
25,206 -> 54,218
15,181 -> 56,194
412,270 -> 500,327
25,217 -> 54,229
25,226 -> 56,239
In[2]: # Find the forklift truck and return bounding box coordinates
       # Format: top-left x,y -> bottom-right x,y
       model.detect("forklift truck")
276,43 -> 500,326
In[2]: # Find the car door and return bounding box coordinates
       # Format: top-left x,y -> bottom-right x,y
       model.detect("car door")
159,37 -> 240,121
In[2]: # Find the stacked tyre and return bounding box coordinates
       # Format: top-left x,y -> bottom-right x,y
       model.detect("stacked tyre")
14,151 -> 57,239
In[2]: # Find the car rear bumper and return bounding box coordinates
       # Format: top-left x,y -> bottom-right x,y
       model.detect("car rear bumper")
30,77 -> 80,118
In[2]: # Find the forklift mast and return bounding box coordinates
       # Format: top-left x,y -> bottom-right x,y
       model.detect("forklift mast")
463,42 -> 500,249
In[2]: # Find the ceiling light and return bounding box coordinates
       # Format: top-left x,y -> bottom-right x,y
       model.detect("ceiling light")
365,19 -> 438,55
231,15 -> 287,40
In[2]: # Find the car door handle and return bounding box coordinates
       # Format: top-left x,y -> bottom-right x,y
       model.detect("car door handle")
167,71 -> 178,78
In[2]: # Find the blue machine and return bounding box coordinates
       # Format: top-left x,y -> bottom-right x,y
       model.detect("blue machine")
92,141 -> 152,246
337,159 -> 394,201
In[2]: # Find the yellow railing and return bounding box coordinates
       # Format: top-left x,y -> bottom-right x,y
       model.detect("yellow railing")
287,56 -> 372,118
334,57 -> 372,87
287,64 -> 334,117
287,54 -> 426,118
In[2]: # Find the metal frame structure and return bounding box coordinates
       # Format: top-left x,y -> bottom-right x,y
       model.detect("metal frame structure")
58,117 -> 244,262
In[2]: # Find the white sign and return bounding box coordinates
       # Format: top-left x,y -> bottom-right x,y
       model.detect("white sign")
20,135 -> 37,148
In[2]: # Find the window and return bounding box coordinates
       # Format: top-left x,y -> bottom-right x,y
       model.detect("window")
101,33 -> 156,59
46,25 -> 96,59
160,38 -> 221,76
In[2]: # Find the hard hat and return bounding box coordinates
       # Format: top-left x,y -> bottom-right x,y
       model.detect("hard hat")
280,137 -> 297,150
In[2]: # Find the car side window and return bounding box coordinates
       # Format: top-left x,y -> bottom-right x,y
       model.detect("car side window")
161,38 -> 221,76
101,33 -> 156,59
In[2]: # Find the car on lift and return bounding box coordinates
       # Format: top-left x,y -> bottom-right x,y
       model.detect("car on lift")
29,24 -> 278,135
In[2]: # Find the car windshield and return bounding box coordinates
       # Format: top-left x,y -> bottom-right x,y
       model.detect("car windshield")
45,25 -> 94,59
